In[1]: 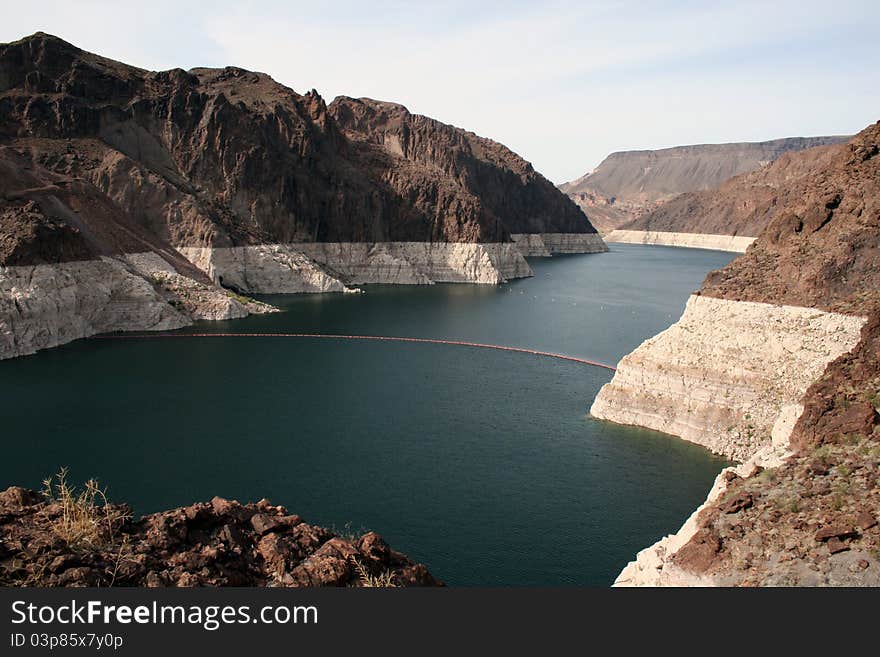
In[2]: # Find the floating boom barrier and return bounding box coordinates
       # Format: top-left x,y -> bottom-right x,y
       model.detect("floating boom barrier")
92,332 -> 617,371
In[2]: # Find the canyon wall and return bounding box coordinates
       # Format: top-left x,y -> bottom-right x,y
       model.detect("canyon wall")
561,136 -> 848,232
0,256 -> 188,359
590,295 -> 866,461
618,140 -> 844,238
0,32 -> 605,359
600,122 -> 880,587
294,242 -> 533,285
180,242 -> 535,291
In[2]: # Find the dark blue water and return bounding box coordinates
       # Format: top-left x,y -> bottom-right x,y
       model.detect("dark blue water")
0,244 -> 735,585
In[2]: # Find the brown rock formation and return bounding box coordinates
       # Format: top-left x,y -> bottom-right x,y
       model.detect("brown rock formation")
1,32 -> 601,360
329,97 -> 593,237
0,486 -> 440,587
669,121 -> 880,586
0,31 -> 595,267
622,139 -> 846,238
561,136 -> 848,232
700,123 -> 880,312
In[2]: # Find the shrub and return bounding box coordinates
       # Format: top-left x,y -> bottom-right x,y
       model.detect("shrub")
40,468 -> 128,551
351,558 -> 398,588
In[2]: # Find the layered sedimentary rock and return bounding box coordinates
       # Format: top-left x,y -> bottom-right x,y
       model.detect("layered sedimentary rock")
0,32 -> 604,358
180,242 -> 534,291
177,245 -> 348,294
509,233 -> 607,256
0,256 -> 188,359
0,486 -> 440,587
603,122 -> 880,586
294,242 -> 533,285
591,295 -> 866,461
604,230 -> 755,253
0,251 -> 278,359
616,314 -> 880,587
561,136 -> 848,232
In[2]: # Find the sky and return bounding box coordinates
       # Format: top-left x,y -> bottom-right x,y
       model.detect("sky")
1,0 -> 878,183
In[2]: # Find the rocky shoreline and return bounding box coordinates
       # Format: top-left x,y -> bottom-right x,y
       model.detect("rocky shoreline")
0,485 -> 440,587
0,252 -> 277,360
598,296 -> 869,585
1,232 -> 608,360
180,241 -> 537,292
591,294 -> 866,461
604,230 -> 755,253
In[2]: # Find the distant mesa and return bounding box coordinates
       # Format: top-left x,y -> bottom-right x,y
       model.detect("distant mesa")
560,136 -> 849,235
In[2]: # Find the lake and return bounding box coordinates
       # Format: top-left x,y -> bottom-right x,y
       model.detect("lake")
0,243 -> 735,585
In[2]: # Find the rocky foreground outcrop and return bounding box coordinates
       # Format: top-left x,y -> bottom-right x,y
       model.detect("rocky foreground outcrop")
0,32 -> 605,359
595,121 -> 880,586
0,486 -> 440,587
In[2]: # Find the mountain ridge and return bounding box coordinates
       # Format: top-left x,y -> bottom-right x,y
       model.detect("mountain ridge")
562,135 -> 849,232
0,32 -> 605,360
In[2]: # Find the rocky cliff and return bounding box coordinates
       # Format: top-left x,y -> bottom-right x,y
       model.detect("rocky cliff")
591,295 -> 865,461
0,485 -> 440,587
594,121 -> 880,586
328,96 -> 598,238
561,136 -> 848,233
0,32 -> 605,359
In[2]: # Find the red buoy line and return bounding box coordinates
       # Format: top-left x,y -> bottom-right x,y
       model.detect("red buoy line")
91,332 -> 617,371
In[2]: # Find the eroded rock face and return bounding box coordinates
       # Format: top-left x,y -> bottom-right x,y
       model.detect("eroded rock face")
509,233 -> 607,256
328,96 -> 596,239
0,257 -> 190,359
177,245 -> 349,294
0,487 -> 441,587
293,242 -> 533,286
591,295 -> 866,461
0,250 -> 281,359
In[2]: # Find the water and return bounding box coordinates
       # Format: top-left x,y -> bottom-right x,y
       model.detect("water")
0,244 -> 735,585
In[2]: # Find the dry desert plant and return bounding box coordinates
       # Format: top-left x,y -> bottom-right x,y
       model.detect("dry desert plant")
40,467 -> 128,551
351,557 -> 398,588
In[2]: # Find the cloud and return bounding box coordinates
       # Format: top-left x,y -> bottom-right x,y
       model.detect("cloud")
2,0 -> 878,181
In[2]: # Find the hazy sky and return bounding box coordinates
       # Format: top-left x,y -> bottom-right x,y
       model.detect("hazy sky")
2,0 -> 878,182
